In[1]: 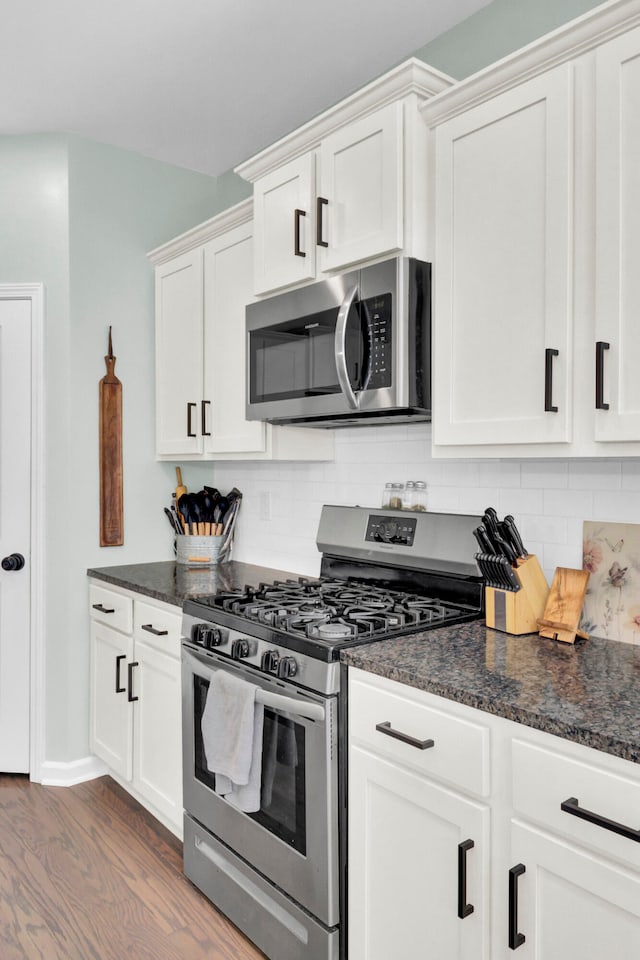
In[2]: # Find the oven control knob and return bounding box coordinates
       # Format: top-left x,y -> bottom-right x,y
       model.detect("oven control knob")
204,626 -> 226,649
260,650 -> 279,673
277,656 -> 297,679
231,638 -> 250,660
191,623 -> 208,645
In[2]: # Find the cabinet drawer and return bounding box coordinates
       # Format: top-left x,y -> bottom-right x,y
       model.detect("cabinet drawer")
134,600 -> 182,656
89,584 -> 133,634
512,739 -> 640,870
349,670 -> 490,796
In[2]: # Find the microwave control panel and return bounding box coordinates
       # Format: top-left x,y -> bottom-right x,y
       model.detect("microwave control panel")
364,294 -> 392,389
366,514 -> 417,547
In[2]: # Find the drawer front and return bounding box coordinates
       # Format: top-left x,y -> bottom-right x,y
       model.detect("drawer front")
133,599 -> 182,656
349,670 -> 490,796
89,583 -> 133,634
512,739 -> 640,869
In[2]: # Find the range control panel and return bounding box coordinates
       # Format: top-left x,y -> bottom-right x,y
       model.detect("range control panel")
366,514 -> 417,547
364,293 -> 392,389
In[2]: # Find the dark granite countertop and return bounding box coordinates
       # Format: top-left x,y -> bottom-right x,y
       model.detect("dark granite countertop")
341,620 -> 640,765
87,562 -> 640,766
87,560 -> 304,606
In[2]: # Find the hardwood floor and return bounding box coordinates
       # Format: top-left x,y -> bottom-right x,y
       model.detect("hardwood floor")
0,774 -> 265,960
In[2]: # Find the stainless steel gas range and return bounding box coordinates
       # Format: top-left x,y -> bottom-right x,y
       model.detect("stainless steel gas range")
181,506 -> 484,960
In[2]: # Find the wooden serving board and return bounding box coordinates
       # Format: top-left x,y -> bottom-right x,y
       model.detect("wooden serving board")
99,328 -> 123,546
538,567 -> 590,644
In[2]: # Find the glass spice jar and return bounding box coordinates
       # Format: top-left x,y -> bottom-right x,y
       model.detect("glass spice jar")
388,482 -> 404,510
412,481 -> 428,511
381,482 -> 394,508
403,481 -> 416,510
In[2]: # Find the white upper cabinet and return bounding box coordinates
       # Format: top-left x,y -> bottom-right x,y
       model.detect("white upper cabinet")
432,66 -> 573,447
155,249 -> 204,457
202,222 -> 267,455
237,60 -> 453,297
319,102 -> 403,274
594,25 -> 640,443
149,200 -> 334,462
424,2 -> 640,458
253,153 -> 316,294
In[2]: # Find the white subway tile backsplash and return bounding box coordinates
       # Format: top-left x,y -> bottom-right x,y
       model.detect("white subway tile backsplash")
568,460 -> 622,489
213,425 -> 639,577
477,460 -> 521,488
592,490 -> 640,523
521,461 -> 569,489
497,488 -> 544,515
622,462 -> 640,490
518,516 -> 568,544
543,488 -> 593,518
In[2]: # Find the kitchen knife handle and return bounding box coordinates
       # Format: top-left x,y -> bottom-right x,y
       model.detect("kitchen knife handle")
127,661 -> 139,703
294,208 -> 306,258
458,839 -> 475,919
115,654 -> 126,694
508,864 -> 526,949
201,400 -> 211,436
560,797 -> 640,843
187,402 -> 197,437
316,197 -> 328,247
595,341 -> 610,410
544,348 -> 559,413
375,721 -> 434,751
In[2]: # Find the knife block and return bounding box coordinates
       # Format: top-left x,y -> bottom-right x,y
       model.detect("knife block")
485,555 -> 550,635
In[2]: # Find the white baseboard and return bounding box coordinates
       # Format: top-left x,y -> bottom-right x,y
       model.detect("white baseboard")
39,755 -> 109,787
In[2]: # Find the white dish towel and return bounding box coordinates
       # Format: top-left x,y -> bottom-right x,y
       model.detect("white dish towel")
201,670 -> 264,813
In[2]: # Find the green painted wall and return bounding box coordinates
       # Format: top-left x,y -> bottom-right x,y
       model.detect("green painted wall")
413,0 -> 604,78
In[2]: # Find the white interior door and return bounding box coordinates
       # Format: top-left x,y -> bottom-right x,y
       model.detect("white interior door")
0,296 -> 32,772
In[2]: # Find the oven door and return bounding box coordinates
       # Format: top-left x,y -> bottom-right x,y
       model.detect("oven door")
182,644 -> 339,927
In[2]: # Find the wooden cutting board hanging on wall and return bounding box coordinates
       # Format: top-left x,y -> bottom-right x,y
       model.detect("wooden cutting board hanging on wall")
99,326 -> 124,546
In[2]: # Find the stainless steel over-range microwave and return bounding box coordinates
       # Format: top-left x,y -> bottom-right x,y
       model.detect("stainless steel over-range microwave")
245,256 -> 431,427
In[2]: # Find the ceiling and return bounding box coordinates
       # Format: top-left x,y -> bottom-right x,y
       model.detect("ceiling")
2,0 -> 492,177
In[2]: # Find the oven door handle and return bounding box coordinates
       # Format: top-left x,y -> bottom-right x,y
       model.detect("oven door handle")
184,652 -> 326,722
335,284 -> 361,410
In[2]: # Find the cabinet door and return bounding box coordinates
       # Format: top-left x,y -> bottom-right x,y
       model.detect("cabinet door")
155,249 -> 204,456
253,153 -> 316,294
349,744 -> 489,960
131,640 -> 182,829
319,102 -> 403,273
594,27 -> 640,442
203,223 -> 266,454
433,65 -> 573,447
509,822 -> 640,959
89,621 -> 133,780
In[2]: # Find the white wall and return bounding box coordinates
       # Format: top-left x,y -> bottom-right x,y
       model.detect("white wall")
207,423 -> 640,583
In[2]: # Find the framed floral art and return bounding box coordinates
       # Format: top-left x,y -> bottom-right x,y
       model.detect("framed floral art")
581,520 -> 640,645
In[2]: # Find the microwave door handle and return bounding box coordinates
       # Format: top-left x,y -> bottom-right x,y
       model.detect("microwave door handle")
183,651 -> 325,722
335,284 -> 360,409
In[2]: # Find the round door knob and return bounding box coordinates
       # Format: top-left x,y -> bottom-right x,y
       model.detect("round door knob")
2,553 -> 25,571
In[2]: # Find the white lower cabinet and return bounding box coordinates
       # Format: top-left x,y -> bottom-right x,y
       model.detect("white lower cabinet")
510,821 -> 640,959
89,582 -> 183,837
349,744 -> 489,960
348,668 -> 640,959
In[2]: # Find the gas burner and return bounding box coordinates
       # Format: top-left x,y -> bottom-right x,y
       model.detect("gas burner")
309,620 -> 357,641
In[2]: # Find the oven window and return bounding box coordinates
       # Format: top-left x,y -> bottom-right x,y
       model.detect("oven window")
193,676 -> 307,855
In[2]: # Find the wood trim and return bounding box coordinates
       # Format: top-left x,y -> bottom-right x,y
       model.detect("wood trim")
0,283 -> 46,783
234,58 -> 453,183
147,197 -> 253,264
422,0 -> 640,127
